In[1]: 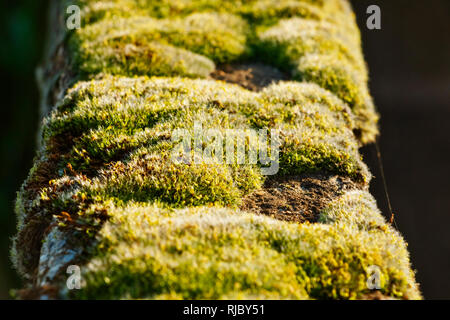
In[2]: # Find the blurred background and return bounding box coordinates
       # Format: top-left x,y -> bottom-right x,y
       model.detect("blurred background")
0,0 -> 48,298
0,0 -> 448,299
353,0 -> 450,299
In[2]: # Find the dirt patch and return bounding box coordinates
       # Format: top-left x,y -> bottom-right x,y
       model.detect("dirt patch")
210,63 -> 288,91
240,173 -> 361,223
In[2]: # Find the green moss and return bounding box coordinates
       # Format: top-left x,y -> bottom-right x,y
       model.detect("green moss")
68,0 -> 378,143
319,190 -> 387,230
257,17 -> 379,143
280,143 -> 365,181
76,0 -> 329,23
43,77 -> 369,185
296,54 -> 379,143
71,193 -> 420,299
77,0 -> 250,22
78,40 -> 214,78
241,0 -> 324,26
11,76 -> 371,276
88,151 -> 262,207
257,18 -> 364,70
70,12 -> 248,77
12,0 -> 419,300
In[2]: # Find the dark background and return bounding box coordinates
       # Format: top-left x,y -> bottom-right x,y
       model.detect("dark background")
352,0 -> 450,299
0,0 -> 449,299
0,0 -> 47,298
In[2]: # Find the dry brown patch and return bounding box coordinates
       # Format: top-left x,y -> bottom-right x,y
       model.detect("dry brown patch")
240,173 -> 362,223
210,63 -> 288,91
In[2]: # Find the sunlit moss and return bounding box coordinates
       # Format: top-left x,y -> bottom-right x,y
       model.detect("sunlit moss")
70,12 -> 248,77
12,0 -> 420,300
43,76 -> 369,183
72,194 -> 420,299
12,75 -> 374,278
257,17 -> 379,143
68,0 -> 378,142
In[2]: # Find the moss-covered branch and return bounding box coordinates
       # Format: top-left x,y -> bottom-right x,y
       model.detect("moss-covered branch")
12,0 -> 420,300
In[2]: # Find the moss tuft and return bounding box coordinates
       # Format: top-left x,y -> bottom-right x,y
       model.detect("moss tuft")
70,12 -> 248,77
257,17 -> 378,143
72,194 -> 420,299
43,77 -> 369,183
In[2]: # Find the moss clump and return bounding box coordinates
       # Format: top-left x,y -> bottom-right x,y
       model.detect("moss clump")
68,0 -> 378,143
72,191 -> 420,299
258,82 -> 369,181
70,12 -> 248,78
43,76 -> 369,183
242,0 -> 323,24
77,0 -> 325,23
319,190 -> 388,230
76,40 -> 215,78
77,0 -> 252,23
76,0 -> 351,25
13,75 -> 370,278
240,0 -> 356,28
296,54 -> 379,143
257,17 -> 378,143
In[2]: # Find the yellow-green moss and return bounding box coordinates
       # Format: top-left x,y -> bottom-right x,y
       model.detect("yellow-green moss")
76,0 -> 351,25
13,75 -> 372,278
12,0 -> 419,300
72,191 -> 420,299
257,17 -> 379,143
43,76 -> 369,184
70,12 -> 248,77
68,0 -> 378,143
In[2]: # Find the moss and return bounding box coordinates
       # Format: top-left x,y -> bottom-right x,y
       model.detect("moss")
241,0 -> 358,28
257,18 -> 365,70
77,0 -> 251,22
89,151 -> 263,207
9,76 -> 369,253
71,195 -> 420,299
68,0 -> 378,143
76,0 -> 328,23
75,0 -> 354,26
279,143 -> 365,182
70,12 -> 248,77
13,75 -> 373,278
257,17 -> 379,143
13,0 -> 420,300
296,54 -> 379,143
258,82 -> 369,181
78,40 -> 215,78
319,190 -> 387,230
43,76 -> 369,183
